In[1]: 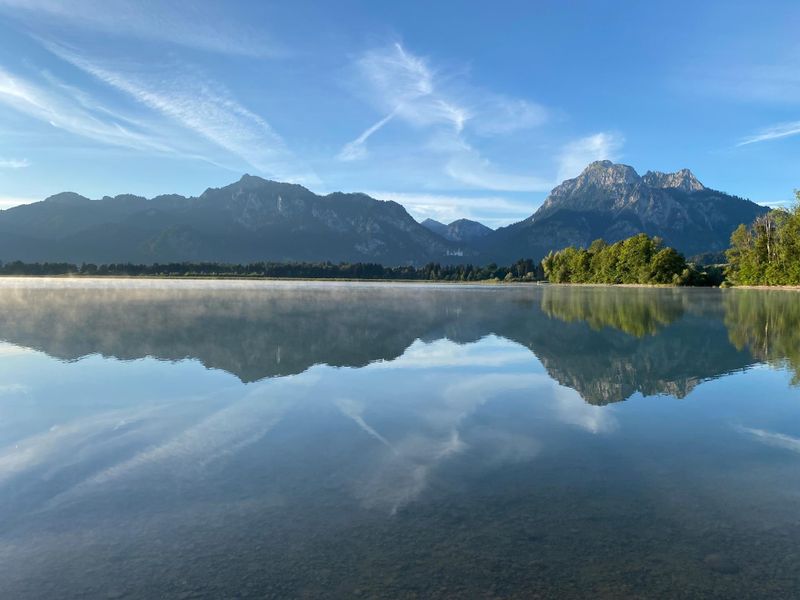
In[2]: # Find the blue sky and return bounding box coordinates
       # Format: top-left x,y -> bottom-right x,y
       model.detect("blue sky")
0,1 -> 797,227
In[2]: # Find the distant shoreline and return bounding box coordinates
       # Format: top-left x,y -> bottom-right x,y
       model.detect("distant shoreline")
0,274 -> 798,290
0,275 -> 535,285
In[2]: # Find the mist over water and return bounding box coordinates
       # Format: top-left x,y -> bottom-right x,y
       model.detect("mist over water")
0,280 -> 798,598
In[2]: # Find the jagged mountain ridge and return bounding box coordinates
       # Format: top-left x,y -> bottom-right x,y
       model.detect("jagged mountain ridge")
478,161 -> 768,263
0,175 -> 474,265
0,162 -> 768,265
421,218 -> 493,242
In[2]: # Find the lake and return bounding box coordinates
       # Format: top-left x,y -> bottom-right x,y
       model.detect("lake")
0,279 -> 798,599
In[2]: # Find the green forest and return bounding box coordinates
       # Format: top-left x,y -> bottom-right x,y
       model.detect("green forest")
0,259 -> 541,282
725,191 -> 800,286
540,234 -> 701,285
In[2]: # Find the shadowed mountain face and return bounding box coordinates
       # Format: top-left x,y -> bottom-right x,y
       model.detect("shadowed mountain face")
0,162 -> 764,267
0,175 -> 471,265
421,218 -> 492,242
479,161 -> 768,262
0,281 -> 786,404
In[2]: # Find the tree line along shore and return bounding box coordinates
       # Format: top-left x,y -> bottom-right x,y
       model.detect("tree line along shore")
1,195 -> 797,287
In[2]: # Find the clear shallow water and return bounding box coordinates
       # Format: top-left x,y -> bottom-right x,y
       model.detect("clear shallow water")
0,280 -> 799,599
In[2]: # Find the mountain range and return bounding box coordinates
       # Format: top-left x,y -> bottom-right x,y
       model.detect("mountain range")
0,161 -> 768,265
420,218 -> 493,242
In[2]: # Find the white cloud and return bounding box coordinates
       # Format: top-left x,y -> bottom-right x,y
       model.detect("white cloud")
338,43 -> 469,160
557,132 -> 624,181
370,338 -> 534,368
37,43 -> 319,185
471,96 -> 549,136
365,190 -> 533,226
445,151 -> 555,192
0,407 -> 155,484
339,42 -> 623,200
0,343 -> 36,357
0,0 -> 279,57
0,158 -> 30,169
445,131 -> 625,193
0,196 -> 39,210
757,198 -> 795,209
337,110 -> 397,161
358,43 -> 470,131
350,363 -> 548,513
737,120 -> 800,146
738,426 -> 800,454
339,43 -> 548,162
335,397 -> 395,451
553,387 -> 617,434
0,66 -> 178,155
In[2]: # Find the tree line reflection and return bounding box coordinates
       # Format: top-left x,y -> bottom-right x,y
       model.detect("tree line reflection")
0,282 -> 795,403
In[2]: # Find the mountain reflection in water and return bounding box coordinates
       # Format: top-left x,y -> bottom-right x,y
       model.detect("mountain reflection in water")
0,281 -> 792,403
0,280 -> 799,600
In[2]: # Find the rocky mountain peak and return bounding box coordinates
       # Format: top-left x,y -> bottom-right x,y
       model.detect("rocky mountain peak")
234,174 -> 290,191
420,218 -> 448,237
199,174 -> 312,202
421,217 -> 492,242
642,169 -> 705,193
44,192 -> 91,205
577,160 -> 641,187
534,161 -> 641,218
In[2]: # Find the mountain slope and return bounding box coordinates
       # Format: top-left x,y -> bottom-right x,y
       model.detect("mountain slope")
0,164 -> 768,265
0,175 -> 472,265
479,161 -> 768,262
420,218 -> 449,238
421,217 -> 492,242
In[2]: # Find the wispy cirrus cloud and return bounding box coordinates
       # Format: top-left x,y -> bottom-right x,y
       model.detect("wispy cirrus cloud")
338,43 -> 469,162
0,0 -> 280,57
737,120 -> 800,146
47,43 -> 315,181
364,190 -> 533,227
737,426 -> 800,454
0,157 -> 30,169
0,65 -> 173,154
337,110 -> 397,161
470,95 -> 549,136
357,43 -> 470,131
339,42 -> 621,197
684,59 -> 800,148
338,43 -> 549,162
46,42 -> 318,184
3,41 -> 318,185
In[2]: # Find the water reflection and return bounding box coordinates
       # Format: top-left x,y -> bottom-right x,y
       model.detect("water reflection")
539,285 -> 687,336
724,289 -> 800,384
0,280 -> 798,599
0,281 -> 791,403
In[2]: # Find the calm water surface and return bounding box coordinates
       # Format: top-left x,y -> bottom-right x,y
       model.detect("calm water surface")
0,280 -> 799,599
